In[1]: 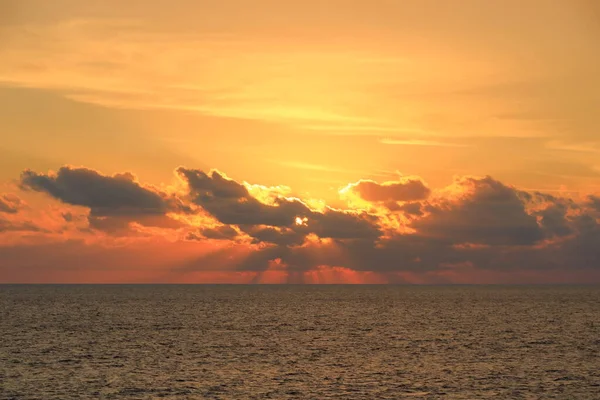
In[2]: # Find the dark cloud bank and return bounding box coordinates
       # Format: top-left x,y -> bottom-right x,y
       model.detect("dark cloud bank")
20,166 -> 187,232
10,165 -> 600,280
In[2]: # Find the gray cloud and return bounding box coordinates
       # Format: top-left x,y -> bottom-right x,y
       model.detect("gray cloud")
396,202 -> 423,217
0,219 -> 42,233
177,167 -> 311,227
188,225 -> 240,241
588,195 -> 600,212
413,176 -> 544,246
0,194 -> 23,214
350,178 -> 430,202
190,175 -> 600,275
20,166 -> 186,233
21,167 -> 171,216
9,165 -> 600,281
0,193 -> 40,233
177,167 -> 382,243
240,225 -> 305,246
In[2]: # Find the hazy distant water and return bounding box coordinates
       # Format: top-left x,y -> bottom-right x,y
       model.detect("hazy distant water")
1,285 -> 599,399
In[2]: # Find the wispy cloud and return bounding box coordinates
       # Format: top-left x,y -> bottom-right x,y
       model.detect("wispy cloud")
273,161 -> 350,173
303,124 -> 421,135
545,141 -> 600,154
379,138 -> 473,147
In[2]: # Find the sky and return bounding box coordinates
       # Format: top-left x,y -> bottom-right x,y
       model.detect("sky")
1,0 -> 599,283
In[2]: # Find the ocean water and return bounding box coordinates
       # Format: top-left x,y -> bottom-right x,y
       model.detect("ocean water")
1,285 -> 599,399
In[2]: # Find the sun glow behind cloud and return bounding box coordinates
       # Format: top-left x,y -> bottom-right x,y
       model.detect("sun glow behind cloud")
0,1 -> 599,283
1,163 -> 599,283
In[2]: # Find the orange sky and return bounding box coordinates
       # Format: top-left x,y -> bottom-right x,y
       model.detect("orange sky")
1,1 -> 599,283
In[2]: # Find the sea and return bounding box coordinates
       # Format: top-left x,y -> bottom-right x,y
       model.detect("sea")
1,285 -> 599,399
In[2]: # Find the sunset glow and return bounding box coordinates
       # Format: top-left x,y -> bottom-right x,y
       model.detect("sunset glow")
1,0 -> 599,283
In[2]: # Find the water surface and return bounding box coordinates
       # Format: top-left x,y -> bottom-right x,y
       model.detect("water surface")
1,285 -> 599,399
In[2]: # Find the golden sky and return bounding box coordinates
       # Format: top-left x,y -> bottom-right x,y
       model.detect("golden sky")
1,1 -> 599,283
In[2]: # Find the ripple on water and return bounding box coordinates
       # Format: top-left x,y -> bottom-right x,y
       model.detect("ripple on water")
1,284 -> 599,399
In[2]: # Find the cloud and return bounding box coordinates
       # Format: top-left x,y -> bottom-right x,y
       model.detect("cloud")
379,138 -> 472,147
0,193 -> 44,234
588,195 -> 600,212
344,177 -> 431,203
20,167 -> 170,215
174,171 -> 596,279
544,140 -> 600,154
187,225 -> 240,241
20,166 -> 186,233
308,209 -> 380,240
239,225 -> 305,246
394,202 -> 423,216
177,167 -> 381,242
0,194 -> 24,214
273,160 -> 366,175
177,167 -> 307,227
412,176 -> 543,246
4,164 -> 600,283
0,219 -> 42,233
